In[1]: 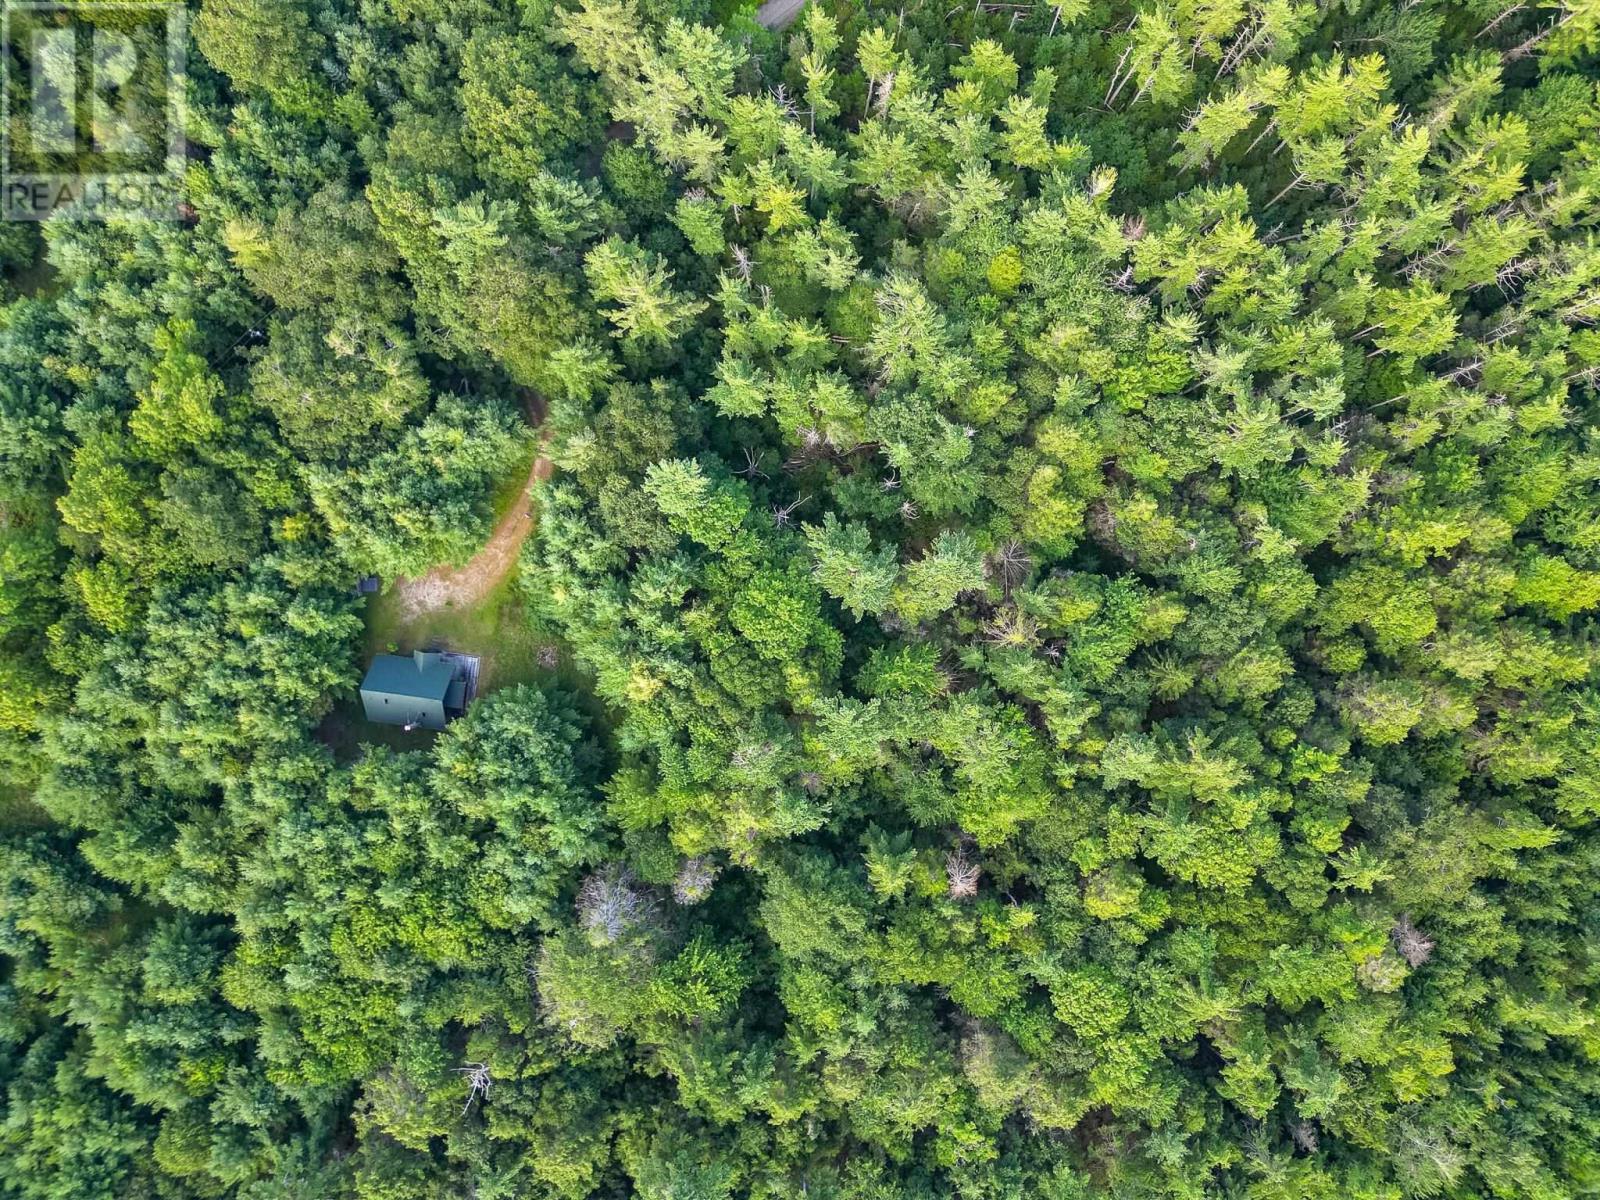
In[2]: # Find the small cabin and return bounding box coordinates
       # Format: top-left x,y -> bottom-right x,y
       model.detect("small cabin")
359,650 -> 476,731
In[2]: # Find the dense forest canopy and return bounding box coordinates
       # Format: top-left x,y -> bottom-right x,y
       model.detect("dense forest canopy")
3,0 -> 1600,1197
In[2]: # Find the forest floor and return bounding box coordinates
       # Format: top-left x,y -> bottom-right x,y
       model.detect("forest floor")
0,780 -> 51,829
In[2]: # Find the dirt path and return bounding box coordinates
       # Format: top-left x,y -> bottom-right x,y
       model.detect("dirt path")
390,448 -> 553,622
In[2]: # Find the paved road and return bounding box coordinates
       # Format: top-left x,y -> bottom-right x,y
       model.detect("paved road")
755,0 -> 805,29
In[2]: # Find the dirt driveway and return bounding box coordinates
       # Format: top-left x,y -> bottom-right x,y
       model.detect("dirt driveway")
390,449 -> 552,622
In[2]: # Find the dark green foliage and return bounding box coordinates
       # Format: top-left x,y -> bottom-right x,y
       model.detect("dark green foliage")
308,395 -> 531,576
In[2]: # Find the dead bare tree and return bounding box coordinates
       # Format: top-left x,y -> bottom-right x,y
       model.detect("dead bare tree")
988,539 -> 1034,593
673,857 -> 719,905
946,846 -> 981,900
577,868 -> 656,945
1476,3 -> 1524,39
771,494 -> 811,528
982,606 -> 1040,649
456,1061 -> 492,1115
737,446 -> 768,480
1391,914 -> 1436,967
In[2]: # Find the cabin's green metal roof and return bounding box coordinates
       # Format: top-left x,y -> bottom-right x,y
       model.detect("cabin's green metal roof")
361,653 -> 455,703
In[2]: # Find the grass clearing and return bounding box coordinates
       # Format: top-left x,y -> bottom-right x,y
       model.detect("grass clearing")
320,574 -> 596,763
488,439 -> 541,523
319,445 -> 602,762
365,570 -> 548,692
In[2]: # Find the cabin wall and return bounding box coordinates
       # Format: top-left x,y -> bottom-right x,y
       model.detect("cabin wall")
360,690 -> 448,730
